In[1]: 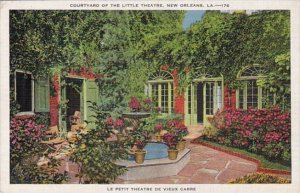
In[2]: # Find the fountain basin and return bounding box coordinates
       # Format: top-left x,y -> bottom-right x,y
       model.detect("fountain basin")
117,148 -> 191,181
122,112 -> 150,119
128,142 -> 168,160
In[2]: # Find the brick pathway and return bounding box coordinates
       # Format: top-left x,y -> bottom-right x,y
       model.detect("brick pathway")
59,142 -> 258,184
115,143 -> 257,184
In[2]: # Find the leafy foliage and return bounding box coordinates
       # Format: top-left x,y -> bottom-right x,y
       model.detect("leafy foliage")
257,52 -> 290,110
229,173 -> 291,184
10,10 -> 290,112
10,89 -> 20,118
70,102 -> 130,184
185,11 -> 290,88
11,157 -> 68,184
10,116 -> 68,183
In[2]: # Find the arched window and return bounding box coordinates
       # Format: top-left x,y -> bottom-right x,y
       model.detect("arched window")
148,71 -> 174,114
236,65 -> 274,109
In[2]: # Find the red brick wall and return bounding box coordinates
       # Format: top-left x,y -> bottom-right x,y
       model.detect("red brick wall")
50,75 -> 60,126
172,68 -> 185,114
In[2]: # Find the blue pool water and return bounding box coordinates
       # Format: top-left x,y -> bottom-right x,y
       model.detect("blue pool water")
129,142 -> 168,160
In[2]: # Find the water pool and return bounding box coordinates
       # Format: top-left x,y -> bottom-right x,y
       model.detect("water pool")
129,142 -> 168,160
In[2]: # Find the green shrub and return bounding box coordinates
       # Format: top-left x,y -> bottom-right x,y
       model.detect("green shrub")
70,102 -> 130,184
202,126 -> 218,138
10,90 -> 20,118
229,173 -> 291,184
34,113 -> 50,126
11,156 -> 68,184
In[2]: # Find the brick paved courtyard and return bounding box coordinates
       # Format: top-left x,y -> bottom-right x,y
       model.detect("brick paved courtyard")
61,142 -> 259,184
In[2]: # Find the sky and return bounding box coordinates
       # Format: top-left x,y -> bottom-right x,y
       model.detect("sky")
182,10 -> 206,30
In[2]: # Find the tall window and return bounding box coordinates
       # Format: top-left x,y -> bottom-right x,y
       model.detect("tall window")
237,65 -> 274,109
148,71 -> 174,114
246,80 -> 258,108
206,82 -> 214,115
152,84 -> 159,108
188,85 -> 192,114
15,71 -> 33,112
216,82 -> 222,109
161,83 -> 169,113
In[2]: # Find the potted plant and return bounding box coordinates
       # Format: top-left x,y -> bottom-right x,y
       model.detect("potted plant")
134,140 -> 147,164
154,122 -> 164,142
142,98 -> 153,112
174,125 -> 189,151
163,132 -> 179,160
128,97 -> 141,112
114,118 -> 125,141
104,116 -> 114,129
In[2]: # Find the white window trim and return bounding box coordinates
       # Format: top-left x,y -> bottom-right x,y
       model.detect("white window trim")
14,70 -> 35,116
148,81 -> 174,114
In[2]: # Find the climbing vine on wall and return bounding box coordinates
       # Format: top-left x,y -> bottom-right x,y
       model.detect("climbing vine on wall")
10,10 -> 290,111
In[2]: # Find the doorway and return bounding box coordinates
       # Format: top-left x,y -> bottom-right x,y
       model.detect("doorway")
197,83 -> 204,123
66,78 -> 83,130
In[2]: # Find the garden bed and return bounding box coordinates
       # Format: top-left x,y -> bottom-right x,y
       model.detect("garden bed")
192,138 -> 291,175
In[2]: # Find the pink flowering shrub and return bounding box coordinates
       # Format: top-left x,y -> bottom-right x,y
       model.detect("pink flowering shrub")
206,107 -> 291,162
10,116 -> 46,156
128,97 -> 141,111
159,118 -> 189,142
135,140 -> 146,150
104,116 -> 114,127
114,119 -> 125,130
154,122 -> 164,133
174,126 -> 188,141
10,116 -> 69,183
163,132 -> 178,149
114,119 -> 125,133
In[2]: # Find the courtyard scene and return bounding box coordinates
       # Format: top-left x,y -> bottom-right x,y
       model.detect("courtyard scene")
10,10 -> 291,184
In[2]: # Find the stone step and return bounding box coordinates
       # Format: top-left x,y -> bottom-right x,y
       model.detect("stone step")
184,125 -> 204,140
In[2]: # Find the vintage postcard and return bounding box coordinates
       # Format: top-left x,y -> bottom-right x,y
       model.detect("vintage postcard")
1,0 -> 300,193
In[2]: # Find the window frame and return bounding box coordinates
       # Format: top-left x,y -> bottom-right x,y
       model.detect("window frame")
236,65 -> 275,109
236,80 -> 261,109
148,79 -> 174,115
14,70 -> 35,115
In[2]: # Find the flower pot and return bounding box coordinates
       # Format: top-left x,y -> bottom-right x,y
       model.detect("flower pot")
167,149 -> 179,160
134,150 -> 146,164
155,133 -> 162,142
176,140 -> 186,151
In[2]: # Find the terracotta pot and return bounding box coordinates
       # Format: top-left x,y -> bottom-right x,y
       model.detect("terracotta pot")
176,140 -> 187,151
134,150 -> 146,164
168,149 -> 179,160
155,133 -> 162,142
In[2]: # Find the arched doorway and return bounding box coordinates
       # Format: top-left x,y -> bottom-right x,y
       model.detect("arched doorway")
185,73 -> 223,126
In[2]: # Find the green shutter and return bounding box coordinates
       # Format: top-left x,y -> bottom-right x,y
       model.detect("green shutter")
191,84 -> 197,125
185,84 -> 197,125
85,80 -> 99,128
184,85 -> 191,125
60,78 -> 67,133
34,76 -> 50,112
